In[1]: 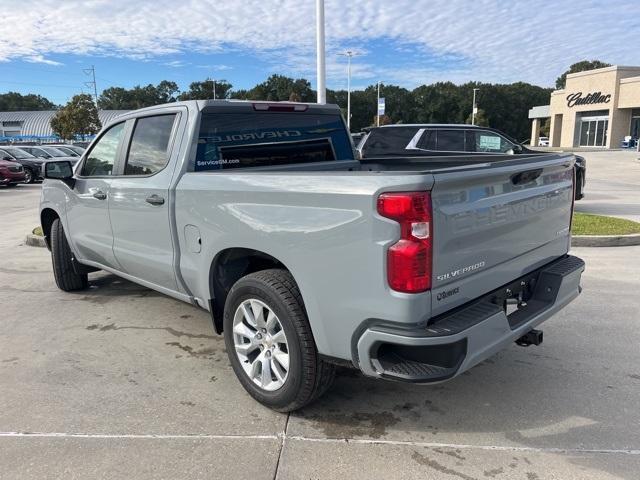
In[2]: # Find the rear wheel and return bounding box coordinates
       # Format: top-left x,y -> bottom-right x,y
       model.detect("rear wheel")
223,269 -> 335,412
51,218 -> 88,291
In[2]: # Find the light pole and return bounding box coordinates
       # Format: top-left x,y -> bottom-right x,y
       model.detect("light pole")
212,79 -> 217,100
338,50 -> 356,131
471,88 -> 479,125
376,81 -> 382,127
316,0 -> 326,104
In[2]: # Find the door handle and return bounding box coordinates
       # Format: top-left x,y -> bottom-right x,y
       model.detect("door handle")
92,190 -> 107,200
145,194 -> 165,206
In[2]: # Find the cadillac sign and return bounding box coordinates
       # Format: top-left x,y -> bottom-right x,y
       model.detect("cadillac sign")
566,91 -> 611,108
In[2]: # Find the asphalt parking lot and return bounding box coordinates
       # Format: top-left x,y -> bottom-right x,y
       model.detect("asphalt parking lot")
1,153 -> 639,479
573,149 -> 640,221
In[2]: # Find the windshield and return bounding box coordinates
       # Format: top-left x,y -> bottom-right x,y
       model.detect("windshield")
54,146 -> 79,156
69,146 -> 85,155
0,149 -> 15,159
42,147 -> 69,157
4,147 -> 36,159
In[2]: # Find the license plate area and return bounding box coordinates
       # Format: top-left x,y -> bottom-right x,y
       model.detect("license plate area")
490,271 -> 540,327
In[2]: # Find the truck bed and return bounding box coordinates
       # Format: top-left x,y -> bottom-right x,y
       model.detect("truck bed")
195,152 -> 572,175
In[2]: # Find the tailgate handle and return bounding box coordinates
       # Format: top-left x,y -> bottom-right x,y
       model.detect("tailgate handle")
511,168 -> 543,186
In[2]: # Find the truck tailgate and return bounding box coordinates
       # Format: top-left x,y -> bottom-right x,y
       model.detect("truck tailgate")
430,154 -> 575,315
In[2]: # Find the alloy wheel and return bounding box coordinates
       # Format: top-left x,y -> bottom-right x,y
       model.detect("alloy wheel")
232,298 -> 290,392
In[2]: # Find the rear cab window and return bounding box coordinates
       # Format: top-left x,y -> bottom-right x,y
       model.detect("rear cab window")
195,110 -> 354,171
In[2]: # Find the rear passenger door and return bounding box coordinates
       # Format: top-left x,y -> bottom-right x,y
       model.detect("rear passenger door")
416,129 -> 466,154
108,112 -> 182,292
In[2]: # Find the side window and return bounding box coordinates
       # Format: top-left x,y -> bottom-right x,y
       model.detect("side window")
418,129 -> 436,150
472,130 -> 514,153
124,114 -> 177,175
80,122 -> 125,176
436,130 -> 465,151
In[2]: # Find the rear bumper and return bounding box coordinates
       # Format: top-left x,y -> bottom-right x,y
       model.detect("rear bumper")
355,255 -> 584,382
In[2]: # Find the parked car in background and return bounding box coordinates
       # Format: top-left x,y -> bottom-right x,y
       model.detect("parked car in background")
66,145 -> 85,155
357,124 -> 585,200
0,158 -> 26,186
19,146 -> 79,164
0,146 -> 45,183
538,136 -> 550,147
46,144 -> 82,157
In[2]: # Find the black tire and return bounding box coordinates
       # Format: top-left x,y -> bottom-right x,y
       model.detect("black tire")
23,168 -> 34,184
223,269 -> 335,412
51,218 -> 88,291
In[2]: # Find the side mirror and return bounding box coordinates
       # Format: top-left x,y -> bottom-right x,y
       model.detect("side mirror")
2,156 -> 12,161
44,160 -> 75,187
513,144 -> 523,154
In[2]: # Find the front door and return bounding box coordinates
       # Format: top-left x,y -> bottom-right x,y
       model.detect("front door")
108,113 -> 180,292
66,122 -> 126,268
579,118 -> 608,147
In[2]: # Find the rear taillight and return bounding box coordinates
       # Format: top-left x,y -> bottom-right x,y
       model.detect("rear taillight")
377,191 -> 432,293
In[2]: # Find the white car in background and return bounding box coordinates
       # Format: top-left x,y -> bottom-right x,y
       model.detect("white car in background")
538,136 -> 550,147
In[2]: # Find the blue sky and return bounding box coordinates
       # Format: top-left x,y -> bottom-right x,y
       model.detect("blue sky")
1,0 -> 639,105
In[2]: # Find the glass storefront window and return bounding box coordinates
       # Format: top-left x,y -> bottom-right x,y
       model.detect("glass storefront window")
579,114 -> 609,147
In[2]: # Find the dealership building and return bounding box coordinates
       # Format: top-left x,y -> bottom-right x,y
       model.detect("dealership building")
529,65 -> 640,148
0,110 -> 128,140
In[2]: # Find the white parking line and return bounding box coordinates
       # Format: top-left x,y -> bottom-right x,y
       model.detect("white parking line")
286,436 -> 640,455
0,432 -> 279,440
1,431 -> 638,455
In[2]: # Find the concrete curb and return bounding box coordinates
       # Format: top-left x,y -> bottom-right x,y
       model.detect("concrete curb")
25,234 -> 47,248
572,233 -> 640,247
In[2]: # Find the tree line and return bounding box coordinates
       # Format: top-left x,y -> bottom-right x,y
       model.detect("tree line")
1,60 -> 611,142
95,76 -> 551,141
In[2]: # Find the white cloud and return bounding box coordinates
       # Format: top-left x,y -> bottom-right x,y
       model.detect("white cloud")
164,60 -> 188,68
0,0 -> 638,87
24,54 -> 63,66
196,64 -> 233,71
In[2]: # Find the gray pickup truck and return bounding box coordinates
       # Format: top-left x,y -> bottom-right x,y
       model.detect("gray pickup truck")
40,100 -> 584,411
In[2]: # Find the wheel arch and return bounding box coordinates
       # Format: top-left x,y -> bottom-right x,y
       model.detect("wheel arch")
40,207 -> 60,250
208,248 -> 296,334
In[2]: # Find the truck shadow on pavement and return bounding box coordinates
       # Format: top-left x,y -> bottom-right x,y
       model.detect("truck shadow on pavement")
63,272 -> 164,304
73,272 -> 637,480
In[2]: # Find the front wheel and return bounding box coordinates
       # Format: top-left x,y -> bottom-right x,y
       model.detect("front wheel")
23,168 -> 34,184
223,269 -> 335,412
51,218 -> 88,291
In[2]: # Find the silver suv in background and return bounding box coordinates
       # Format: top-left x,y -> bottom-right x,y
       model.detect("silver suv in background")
357,124 -> 586,200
